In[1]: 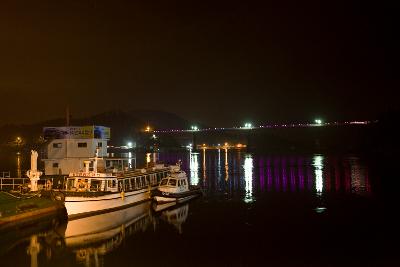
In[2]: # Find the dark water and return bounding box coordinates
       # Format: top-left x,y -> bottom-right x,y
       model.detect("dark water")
0,150 -> 397,267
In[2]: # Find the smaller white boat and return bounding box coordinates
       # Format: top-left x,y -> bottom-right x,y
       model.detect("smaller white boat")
153,165 -> 202,204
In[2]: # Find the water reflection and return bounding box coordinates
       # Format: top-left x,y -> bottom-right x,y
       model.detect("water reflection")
16,152 -> 22,178
313,155 -> 324,194
27,235 -> 40,267
186,151 -> 371,197
59,201 -> 152,267
1,201 -> 191,267
202,148 -> 206,180
243,154 -> 254,203
349,157 -> 369,194
217,149 -> 221,180
189,152 -> 200,185
159,204 -> 189,234
224,149 -> 229,181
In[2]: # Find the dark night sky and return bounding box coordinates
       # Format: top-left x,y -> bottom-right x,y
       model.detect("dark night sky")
0,0 -> 397,127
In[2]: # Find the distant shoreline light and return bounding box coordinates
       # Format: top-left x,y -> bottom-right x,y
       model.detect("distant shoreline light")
153,120 -> 371,133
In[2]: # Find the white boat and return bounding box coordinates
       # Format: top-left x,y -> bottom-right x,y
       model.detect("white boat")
153,165 -> 202,204
62,155 -> 170,219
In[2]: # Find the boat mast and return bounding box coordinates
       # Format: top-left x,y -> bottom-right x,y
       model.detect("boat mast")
93,147 -> 99,174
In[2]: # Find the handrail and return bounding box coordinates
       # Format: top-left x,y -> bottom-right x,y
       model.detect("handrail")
0,177 -> 28,191
1,171 -> 11,178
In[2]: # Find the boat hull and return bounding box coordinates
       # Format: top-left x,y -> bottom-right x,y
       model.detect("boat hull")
153,188 -> 202,204
65,188 -> 153,219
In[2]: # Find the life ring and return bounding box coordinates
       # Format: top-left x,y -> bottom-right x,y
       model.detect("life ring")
77,180 -> 87,191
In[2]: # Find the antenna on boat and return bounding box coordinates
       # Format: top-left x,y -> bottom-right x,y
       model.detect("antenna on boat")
93,147 -> 100,174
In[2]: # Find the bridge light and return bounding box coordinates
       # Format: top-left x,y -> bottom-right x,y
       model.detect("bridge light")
191,125 -> 198,131
244,123 -> 252,129
314,119 -> 323,125
127,142 -> 133,148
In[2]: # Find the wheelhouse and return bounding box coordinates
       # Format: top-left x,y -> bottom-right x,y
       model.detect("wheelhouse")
159,173 -> 189,191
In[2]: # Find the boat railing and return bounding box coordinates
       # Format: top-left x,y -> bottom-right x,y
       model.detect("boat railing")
0,177 -> 28,191
0,177 -> 57,191
1,171 -> 11,178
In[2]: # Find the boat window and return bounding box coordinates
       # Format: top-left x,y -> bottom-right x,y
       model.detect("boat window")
90,180 -> 102,191
66,179 -> 75,190
160,179 -> 168,186
108,180 -> 116,188
77,178 -> 89,191
53,143 -> 62,148
168,179 -> 177,186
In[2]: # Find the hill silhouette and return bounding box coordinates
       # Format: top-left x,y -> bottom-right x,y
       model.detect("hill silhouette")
0,109 -> 189,146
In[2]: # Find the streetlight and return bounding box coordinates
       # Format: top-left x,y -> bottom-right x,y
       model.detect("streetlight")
145,126 -> 151,132
16,137 -> 22,147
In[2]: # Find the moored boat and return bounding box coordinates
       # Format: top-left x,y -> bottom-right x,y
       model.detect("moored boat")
63,160 -> 169,219
153,165 -> 202,204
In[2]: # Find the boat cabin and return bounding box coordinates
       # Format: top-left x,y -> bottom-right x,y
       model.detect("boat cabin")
65,173 -> 118,192
159,172 -> 189,193
65,168 -> 169,193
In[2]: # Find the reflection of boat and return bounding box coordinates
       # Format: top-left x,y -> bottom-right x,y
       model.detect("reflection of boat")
0,214 -> 63,257
57,201 -> 153,264
153,165 -> 202,203
160,204 -> 189,234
